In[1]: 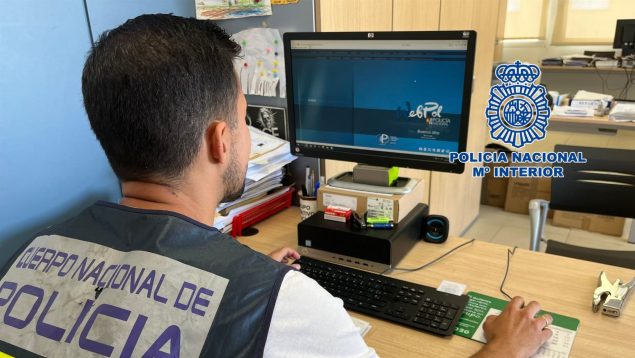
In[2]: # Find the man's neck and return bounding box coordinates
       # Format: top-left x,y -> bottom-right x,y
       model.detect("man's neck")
119,180 -> 218,227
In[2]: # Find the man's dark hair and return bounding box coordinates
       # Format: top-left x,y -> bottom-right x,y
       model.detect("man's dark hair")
82,14 -> 241,183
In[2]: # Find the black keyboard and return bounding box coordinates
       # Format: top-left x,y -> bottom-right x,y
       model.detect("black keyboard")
298,256 -> 469,336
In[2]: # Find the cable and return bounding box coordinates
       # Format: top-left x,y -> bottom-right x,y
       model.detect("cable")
82,0 -> 95,46
381,238 -> 476,275
500,246 -> 518,301
625,66 -> 635,99
595,65 -> 634,98
594,66 -> 608,94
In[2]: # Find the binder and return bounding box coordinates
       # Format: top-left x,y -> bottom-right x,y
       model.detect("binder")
231,187 -> 294,237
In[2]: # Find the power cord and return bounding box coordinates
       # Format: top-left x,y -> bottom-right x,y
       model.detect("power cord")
500,246 -> 518,300
381,238 -> 476,275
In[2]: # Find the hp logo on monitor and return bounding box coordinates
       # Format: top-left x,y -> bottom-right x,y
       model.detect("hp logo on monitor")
368,33 -> 374,39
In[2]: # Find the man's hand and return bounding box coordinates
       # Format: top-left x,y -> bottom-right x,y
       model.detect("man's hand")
472,296 -> 553,358
268,247 -> 301,270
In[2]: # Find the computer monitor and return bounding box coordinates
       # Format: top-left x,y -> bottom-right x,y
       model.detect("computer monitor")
283,31 -> 476,174
613,19 -> 635,57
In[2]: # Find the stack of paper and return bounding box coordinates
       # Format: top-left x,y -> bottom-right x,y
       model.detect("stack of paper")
609,102 -> 635,122
552,106 -> 594,118
213,126 -> 297,233
541,57 -> 563,66
562,55 -> 593,67
571,90 -> 613,115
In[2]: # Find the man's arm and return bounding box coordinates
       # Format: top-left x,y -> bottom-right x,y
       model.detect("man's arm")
263,270 -> 377,358
472,296 -> 553,358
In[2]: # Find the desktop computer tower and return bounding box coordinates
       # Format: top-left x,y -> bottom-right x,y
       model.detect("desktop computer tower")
297,204 -> 428,273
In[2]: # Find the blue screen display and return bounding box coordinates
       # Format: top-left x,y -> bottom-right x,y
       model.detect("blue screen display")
290,47 -> 468,158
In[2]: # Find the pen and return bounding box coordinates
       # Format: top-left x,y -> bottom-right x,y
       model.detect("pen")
313,177 -> 320,196
305,166 -> 312,196
366,216 -> 393,224
307,170 -> 315,197
367,223 -> 394,229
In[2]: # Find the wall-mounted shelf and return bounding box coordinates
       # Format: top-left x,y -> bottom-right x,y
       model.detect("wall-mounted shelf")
541,66 -> 632,73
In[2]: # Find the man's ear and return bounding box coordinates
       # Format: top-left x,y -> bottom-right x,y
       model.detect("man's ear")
206,121 -> 229,164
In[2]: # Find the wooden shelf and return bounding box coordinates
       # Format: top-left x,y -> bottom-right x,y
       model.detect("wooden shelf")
541,65 -> 632,73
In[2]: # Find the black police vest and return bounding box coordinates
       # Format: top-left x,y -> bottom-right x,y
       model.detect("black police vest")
0,201 -> 292,358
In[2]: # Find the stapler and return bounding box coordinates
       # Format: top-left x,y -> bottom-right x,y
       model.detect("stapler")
592,271 -> 635,317
351,211 -> 366,230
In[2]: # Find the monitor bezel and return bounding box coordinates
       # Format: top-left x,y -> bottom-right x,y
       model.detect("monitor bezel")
283,31 -> 477,174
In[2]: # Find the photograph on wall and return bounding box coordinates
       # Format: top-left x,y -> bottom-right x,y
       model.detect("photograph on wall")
196,0 -> 272,20
246,105 -> 287,140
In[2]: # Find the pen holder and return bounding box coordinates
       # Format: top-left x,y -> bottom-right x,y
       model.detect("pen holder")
298,194 -> 318,221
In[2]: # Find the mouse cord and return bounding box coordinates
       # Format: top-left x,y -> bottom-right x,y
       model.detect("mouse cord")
500,246 -> 517,301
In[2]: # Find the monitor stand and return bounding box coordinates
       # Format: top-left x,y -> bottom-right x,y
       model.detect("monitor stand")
327,169 -> 418,195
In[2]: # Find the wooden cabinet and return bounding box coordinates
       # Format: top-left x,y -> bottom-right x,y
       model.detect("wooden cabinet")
316,0 -> 502,235
393,0 -> 441,31
435,0 -> 501,234
318,0 -> 393,31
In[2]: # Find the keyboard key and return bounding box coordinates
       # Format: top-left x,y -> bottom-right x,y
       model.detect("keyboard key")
414,318 -> 431,326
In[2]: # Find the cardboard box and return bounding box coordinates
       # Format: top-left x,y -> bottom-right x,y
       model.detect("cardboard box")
504,169 -> 551,215
552,210 -> 625,237
317,179 -> 424,223
481,150 -> 511,208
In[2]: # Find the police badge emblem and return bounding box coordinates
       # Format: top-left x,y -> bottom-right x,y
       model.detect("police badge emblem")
485,61 -> 550,148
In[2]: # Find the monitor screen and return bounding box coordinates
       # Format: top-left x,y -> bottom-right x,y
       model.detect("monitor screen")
283,31 -> 476,173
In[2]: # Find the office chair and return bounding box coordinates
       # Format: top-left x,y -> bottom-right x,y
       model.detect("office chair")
529,145 -> 635,269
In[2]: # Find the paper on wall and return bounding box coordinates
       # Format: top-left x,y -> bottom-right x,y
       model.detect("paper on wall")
232,28 -> 286,98
196,0 -> 272,20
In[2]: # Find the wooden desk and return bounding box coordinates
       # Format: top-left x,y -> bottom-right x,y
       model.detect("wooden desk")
239,208 -> 635,357
550,115 -> 635,133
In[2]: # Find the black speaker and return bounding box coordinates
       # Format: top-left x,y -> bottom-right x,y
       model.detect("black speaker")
423,215 -> 449,243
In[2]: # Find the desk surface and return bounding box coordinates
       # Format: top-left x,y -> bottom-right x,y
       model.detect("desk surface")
239,208 -> 635,357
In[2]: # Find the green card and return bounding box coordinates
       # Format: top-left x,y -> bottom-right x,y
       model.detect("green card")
454,292 -> 580,357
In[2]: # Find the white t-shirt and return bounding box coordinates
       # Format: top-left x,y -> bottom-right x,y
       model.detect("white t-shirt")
264,270 -> 378,358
